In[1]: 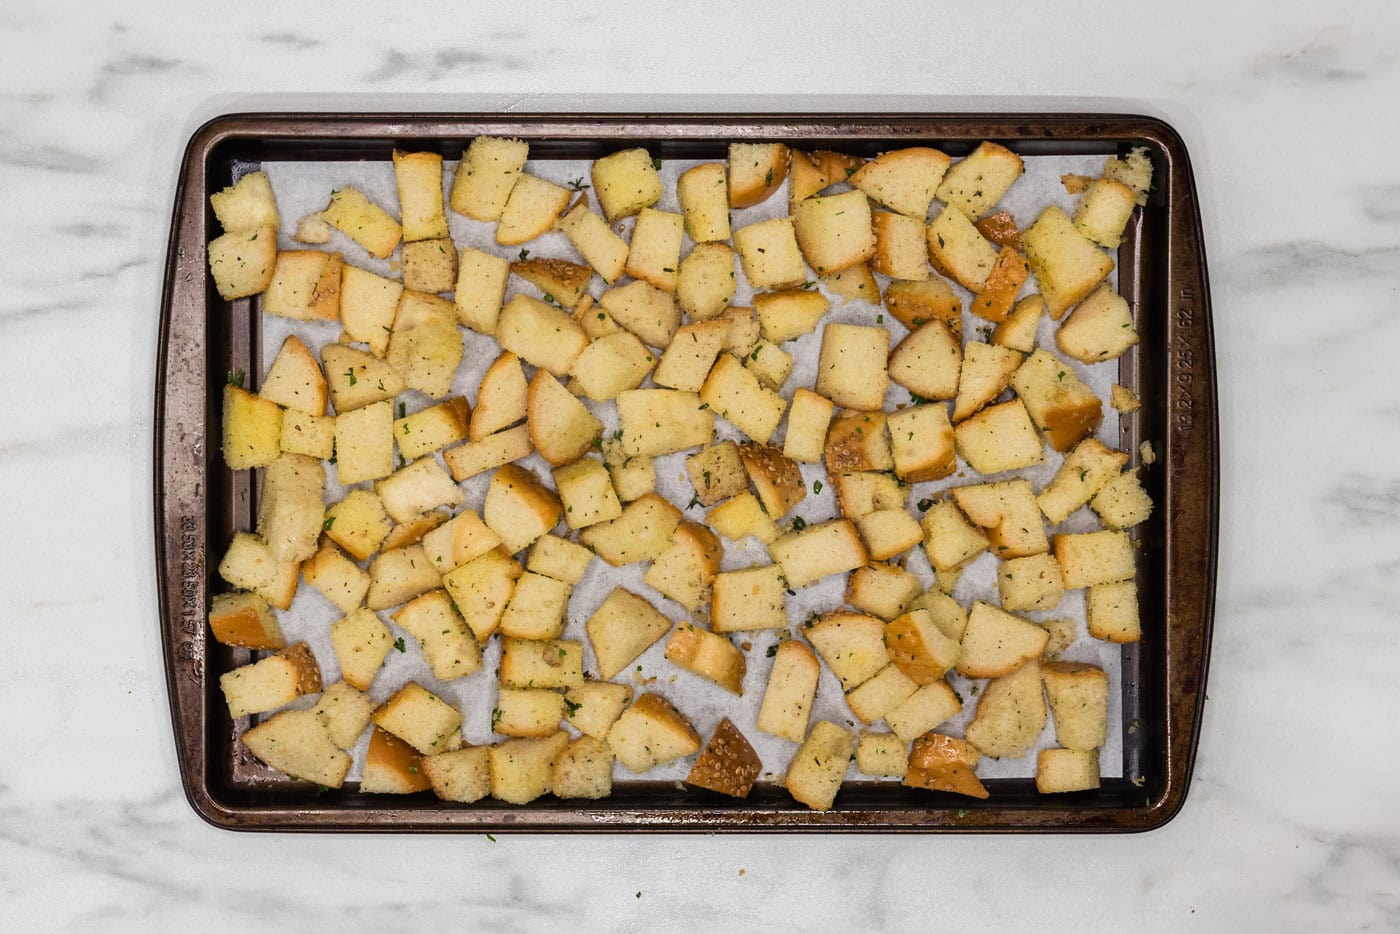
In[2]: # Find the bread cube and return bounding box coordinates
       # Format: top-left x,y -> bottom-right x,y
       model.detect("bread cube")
222,385 -> 282,470
578,493 -> 682,566
366,544 -> 441,610
208,591 -> 285,650
498,572 -> 572,640
792,189 -> 876,275
644,522 -> 722,612
952,341 -> 1023,422
739,442 -> 805,519
846,564 -> 921,621
484,463 -> 561,554
856,508 -> 923,561
217,532 -> 298,609
920,499 -> 989,572
1036,747 -> 1100,794
903,732 -> 987,799
615,388 -> 713,458
592,148 -> 662,222
211,170 -> 278,232
1012,349 -> 1103,452
870,210 -> 928,280
768,519 -> 869,588
782,389 -> 835,463
381,510 -> 448,552
753,288 -> 828,343
391,150 -> 448,242
329,607 -> 393,691
850,147 -> 951,218
493,687 -> 567,738
1086,580 -> 1141,643
746,340 -> 792,391
360,726 -> 433,794
722,306 -> 765,359
953,398 -> 1045,475
322,344 -> 404,413
625,207 -> 684,291
599,280 -> 680,348
547,457 -> 618,530
339,264 -> 402,353
495,174 -> 570,245
847,664 -> 919,724
1103,146 -> 1154,203
886,680 -> 962,743
311,680 -> 375,749
992,293 -> 1044,353
927,205 -> 999,293
654,319 -> 729,393
386,291 -> 461,399
700,353 -> 787,443
951,479 -> 1047,558
443,425 -> 533,481
512,257 -> 592,309
552,736 -> 614,800
884,608 -> 961,684
375,458 -> 463,525
936,141 -> 1024,219
497,294 -> 587,377
1074,177 -> 1137,248
1041,662 -> 1109,751
260,336 -> 327,417
302,541 -> 370,613
757,640 -> 820,742
888,320 -> 961,401
490,732 -> 571,804
564,680 -> 633,739
673,243 -> 736,321
1053,530 -> 1135,589
957,601 -> 1050,678
450,136 -> 527,221
966,659 -> 1046,759
569,332 -> 654,402
728,142 -> 789,208
815,323 -> 890,411
441,549 -> 523,641
219,642 -> 321,718
447,246 -> 509,336
788,148 -> 863,209
1056,282 -> 1139,363
1037,438 -> 1130,524
708,491 -> 781,545
559,202 -> 629,283
1022,205 -> 1113,318
262,249 -> 341,322
822,262 -> 879,303
525,534 -> 593,585
856,731 -> 909,778
208,226 -> 277,301
824,410 -> 893,473
499,638 -> 584,689
711,565 -> 788,633
468,352 -> 527,441
608,454 -> 655,503
883,277 -> 963,338
833,471 -> 902,520
998,553 -> 1066,612
322,186 -> 401,258
1091,470 -> 1153,530
665,623 -> 746,695
392,399 -> 467,462
971,246 -> 1030,325
606,693 -> 703,772
887,403 -> 956,483
686,718 -> 761,798
734,217 -> 806,290
421,745 -> 491,803
322,489 -> 390,561
677,162 -> 731,241
684,441 -> 747,507
392,589 -> 482,680
242,709 -> 351,788
585,588 -> 672,679
785,721 -> 854,811
805,612 -> 887,690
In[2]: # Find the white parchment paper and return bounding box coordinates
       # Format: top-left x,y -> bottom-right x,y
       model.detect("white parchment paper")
251,147 -> 1123,785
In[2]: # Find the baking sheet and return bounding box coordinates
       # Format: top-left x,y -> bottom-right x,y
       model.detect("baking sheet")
252,149 -> 1123,786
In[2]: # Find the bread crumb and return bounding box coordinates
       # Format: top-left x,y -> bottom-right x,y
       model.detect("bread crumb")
1061,173 -> 1092,194
293,213 -> 332,244
738,868 -> 746,876
1140,440 -> 1156,465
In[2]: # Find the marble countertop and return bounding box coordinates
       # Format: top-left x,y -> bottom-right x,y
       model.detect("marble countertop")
3,1 -> 1398,929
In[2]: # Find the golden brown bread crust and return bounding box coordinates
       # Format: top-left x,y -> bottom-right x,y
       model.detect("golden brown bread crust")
363,726 -> 430,794
974,211 -> 1021,248
903,733 -> 988,799
739,443 -> 805,519
511,258 -> 593,309
824,412 -> 891,474
971,246 -> 1030,324
278,642 -> 323,696
686,717 -> 762,798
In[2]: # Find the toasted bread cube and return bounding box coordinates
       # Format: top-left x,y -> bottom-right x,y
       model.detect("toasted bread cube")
998,553 -> 1066,612
785,721 -> 854,811
805,611 -> 887,690
769,519 -> 869,588
421,745 -> 491,802
453,246 -> 511,335
966,660 -> 1046,759
576,295 -> 620,339
392,150 -> 448,242
1091,470 -> 1153,530
608,455 -> 655,503
645,522 -> 722,611
1086,580 -> 1141,643
739,442 -> 805,519
847,664 -> 919,725
333,400 -> 394,485
322,344 -> 404,413
1022,205 -> 1113,319
822,262 -> 879,303
512,257 -> 591,310
1041,662 -> 1109,751
564,680 -> 634,739
856,732 -> 908,778
883,277 -> 963,338
903,732 -> 987,798
443,425 -> 533,481
558,202 -> 629,283
936,141 -> 1024,219
734,217 -> 806,290
208,591 -> 285,650
322,490 -> 390,561
952,480 -> 1048,558
1053,530 -> 1135,589
952,341 -> 1022,422
328,606 -> 393,691
1056,283 -> 1139,364
846,564 -> 921,621
523,534 -> 592,586
375,458 -> 463,525
469,352 -> 527,441
889,320 -> 961,401
674,161 -> 731,242
401,238 -> 459,294
598,280 -> 679,348
260,336 -> 327,417
665,623 -> 746,695
672,241 -> 736,320
953,398 -> 1045,475
886,680 -> 963,743
607,693 -> 702,773
625,207 -> 684,291
242,709 -> 351,788
687,718 -> 761,798
887,404 -> 956,483
381,510 -> 449,552
262,250 -> 339,322
728,142 -> 789,208
310,680 -> 375,750
1037,438 -> 1130,524
322,186 -> 401,259
1036,747 -> 1100,793
211,170 -> 278,232
592,148 -> 662,222
441,550 -> 522,641
746,340 -> 793,391
495,174 -> 570,245
483,463 -> 561,554
824,410 -> 893,473
710,565 -> 787,633
788,148 -> 863,208
792,189 -> 876,275
490,733 -> 570,804
708,491 -> 781,545
850,147 -> 951,218
870,211 -> 929,280
715,305 -> 758,357
615,388 -> 713,459
393,589 -> 482,680
927,205 -> 999,293
569,332 -> 654,402
957,601 -> 1050,678
834,471 -> 903,520
884,609 -> 961,684
757,640 -> 820,742
1074,177 -> 1137,248
361,727 -> 432,794
217,532 -> 298,610
497,294 -> 587,377
552,457 -> 622,530
783,389 -> 835,463
385,291 -> 461,399
222,385 -> 282,470
302,542 -> 370,613
993,293 -> 1043,353
498,572 -> 572,640
654,319 -> 728,393
219,642 -> 321,718
366,544 -> 441,610
585,588 -> 672,679
551,736 -> 614,799
394,398 -> 469,461
971,246 -> 1030,325
450,136 -> 528,221
499,638 -> 584,689
920,499 -> 989,573
1012,349 -> 1103,452
684,441 -> 746,507
753,289 -> 828,344
494,687 -> 567,738
578,493 -> 682,566
855,509 -> 923,562
208,226 -> 277,299
700,353 -> 787,443
339,264 -> 402,353
815,323 -> 889,411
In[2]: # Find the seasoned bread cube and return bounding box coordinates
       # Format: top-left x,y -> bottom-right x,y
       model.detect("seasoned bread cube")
746,339 -> 793,391
1053,530 -> 1135,589
966,659 -> 1046,759
490,732 -> 570,804
1086,580 -> 1141,643
1056,282 -> 1139,363
734,217 -> 806,290
375,457 -> 462,525
442,425 -> 533,481
856,731 -> 909,778
834,471 -> 902,520
792,189 -> 876,275
599,280 -> 680,348
211,170 -> 279,232
846,564 -> 922,621
685,441 -> 748,507
951,479 -> 1047,558
665,622 -> 746,695
1037,438 -> 1130,524
753,288 -> 829,343
687,718 -> 762,798
815,323 -> 889,411
449,136 -> 528,221
578,493 -> 682,566
498,638 -> 584,689
870,210 -> 929,280
453,246 -> 511,335
957,601 -> 1050,678
495,174 -> 570,245
856,508 -> 923,561
393,589 -> 482,680
365,543 -> 442,610
341,264 -> 403,353
312,680 -> 375,749
219,642 -> 321,718
728,142 -> 789,208
361,727 -> 432,794
806,611 -> 887,690
783,388 -> 836,463
846,664 -> 919,724
936,141 -> 1024,219
553,457 -> 622,529
564,680 -> 634,739
222,384 -> 282,470
708,491 -> 781,545
1041,662 -> 1109,751
998,553 -> 1066,612
739,442 -> 805,519
608,454 -> 655,503
441,549 -> 522,641
386,290 -> 461,399
263,250 -> 342,322
484,463 -> 562,554
322,186 -> 401,258
884,609 -> 961,684
322,489 -> 390,561
952,342 -> 1023,422
822,262 -> 879,303
644,521 -> 722,612
927,205 -> 999,293
260,336 -> 327,416
592,147 -> 662,222
329,607 -> 393,691
992,293 -> 1044,353
757,640 -> 820,742
421,745 -> 491,803
677,162 -> 731,242
381,510 -> 448,552
768,519 -> 869,588
559,202 -> 629,283
526,534 -> 594,585
322,344 -> 404,413
921,499 -> 989,572
788,148 -> 863,208
850,147 -> 951,218
1074,177 -> 1137,248
498,571 -> 571,640
824,410 -> 893,473
392,399 -> 467,461
1022,205 -> 1113,318
616,388 -> 713,458
586,588 -> 672,679
655,319 -> 729,392
552,736 -> 614,799
470,352 -> 527,440
494,687 -> 567,738
711,565 -> 788,633
217,532 -> 298,610
625,207 -> 684,291
887,403 -> 956,483
1036,747 -> 1100,793
953,398 -> 1045,475
511,257 -> 592,309
497,294 -> 588,377
208,226 -> 278,300
718,305 -> 760,355
701,353 -> 787,443
1012,349 -> 1103,452
886,680 -> 963,743
903,732 -> 987,798
569,331 -> 655,401
972,245 -> 1030,323
607,693 -> 703,772
242,709 -> 351,788
575,293 -> 619,339
302,541 -> 370,613
208,591 -> 285,650
373,682 -> 464,755
888,320 -> 961,401
1091,470 -> 1153,530
785,721 -> 854,811
675,242 -> 737,320
883,277 -> 963,338
393,150 -> 448,242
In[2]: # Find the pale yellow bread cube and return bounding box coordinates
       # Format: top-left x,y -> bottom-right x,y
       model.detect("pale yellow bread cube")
263,250 -> 342,322
599,280 -> 680,348
495,174 -> 570,246
498,571 -> 571,640
972,245 -> 1030,324
242,709 -> 351,788
373,682 -> 464,755
260,336 -> 326,416
850,147 -> 951,218
211,170 -> 279,232
822,262 -> 879,303
886,680 -> 963,743
208,591 -> 285,650
768,519 -> 868,588
734,217 -> 806,290
936,141 -> 1025,219
1036,747 -> 1101,794
361,727 -> 431,794
728,142 -> 789,208
453,246 -> 511,335
322,489 -> 390,561
449,136 -> 527,221
815,323 -> 889,411
700,353 -> 787,444
888,320 -> 961,401
301,541 -> 370,613
606,693 -> 702,773
490,732 -> 570,804
675,242 -> 737,320
1091,470 -> 1153,530
753,288 -> 828,343
329,607 -> 392,691
834,471 -> 903,520
255,453 -> 325,564
746,339 -> 792,391
856,508 -> 924,562
1104,147 -> 1154,204
421,745 -> 491,803
1056,282 -> 1139,363
953,398 -> 1044,475
952,341 -> 1023,422
783,388 -> 836,463
805,612 -> 887,691
887,404 -> 956,483
855,731 -> 908,778
1037,438 -> 1130,524
883,277 -> 962,339
1074,177 -> 1138,248
552,736 -> 615,800
392,589 -> 483,680
722,305 -> 761,354
440,549 -> 522,641
312,680 -> 376,749
711,565 -> 788,633
219,642 -> 321,718
1053,530 -> 1135,589
884,609 -> 961,684
788,149 -> 864,209
217,532 -> 298,610
870,210 -> 929,280
512,258 -> 592,309
708,491 -> 781,545
484,463 -> 561,554
374,457 -> 462,525
1086,580 -> 1141,643
1021,205 -> 1113,319
757,640 -> 820,742
998,553 -> 1067,612
208,226 -> 278,300
615,388 -> 713,458
568,331 -> 655,402
393,398 -> 469,461
564,680 -> 634,739
665,623 -> 746,695
341,264 -> 402,353
824,410 -> 893,473
443,425 -> 533,481
578,493 -> 682,566
903,732 -> 987,799
498,638 -> 584,690
846,664 -> 919,725
846,564 -> 922,621
927,205 -> 999,293
677,162 -> 730,242
494,687 -> 567,738
966,658 -> 1046,759
552,457 -> 622,530
1012,349 -> 1104,452
785,721 -> 854,811
497,294 -> 587,377
1041,661 -> 1109,751
559,202 -> 629,283
685,441 -> 747,507
585,588 -> 672,680
911,589 -> 971,643
686,718 -> 762,798
322,186 -> 401,259
644,522 -> 722,612
392,150 -> 448,242
470,352 -> 527,440
950,479 -> 1048,558
793,189 -> 876,275
592,147 -> 662,222
608,455 -> 655,504
739,442 -> 805,519
526,534 -> 594,585
365,543 -> 442,610
625,207 -> 684,291
921,496 -> 990,571
385,290 -> 462,399
993,293 -> 1044,354
957,601 -> 1050,678
222,384 -> 282,470
654,319 -> 729,392
322,344 -> 404,413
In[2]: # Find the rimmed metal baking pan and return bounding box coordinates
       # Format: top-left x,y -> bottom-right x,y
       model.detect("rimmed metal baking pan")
155,112 -> 1217,832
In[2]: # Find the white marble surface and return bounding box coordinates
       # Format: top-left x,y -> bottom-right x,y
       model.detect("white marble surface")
2,1 -> 1398,930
